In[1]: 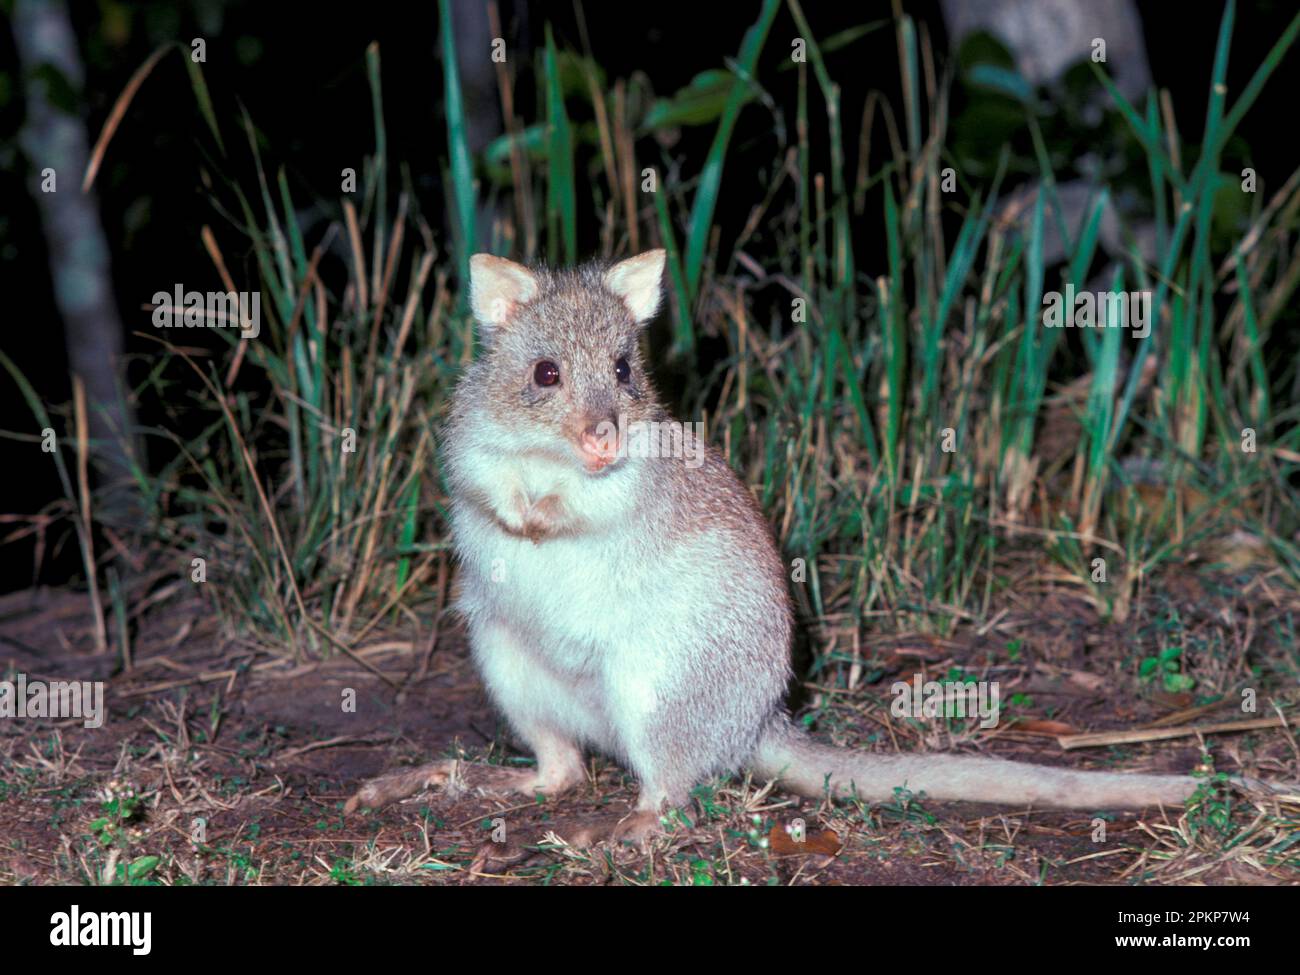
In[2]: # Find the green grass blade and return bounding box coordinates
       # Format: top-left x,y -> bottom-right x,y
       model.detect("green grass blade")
544,25 -> 577,265
683,0 -> 781,296
653,188 -> 694,356
439,0 -> 476,289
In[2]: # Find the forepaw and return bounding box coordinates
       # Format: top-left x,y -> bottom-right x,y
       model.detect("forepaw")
501,492 -> 573,543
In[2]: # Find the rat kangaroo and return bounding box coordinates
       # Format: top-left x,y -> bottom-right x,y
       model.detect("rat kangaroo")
347,248 -> 1233,841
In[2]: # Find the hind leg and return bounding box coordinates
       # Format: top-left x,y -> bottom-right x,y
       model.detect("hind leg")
605,711 -> 711,843
539,761 -> 691,847
597,652 -> 759,843
470,618 -> 590,797
346,619 -> 588,814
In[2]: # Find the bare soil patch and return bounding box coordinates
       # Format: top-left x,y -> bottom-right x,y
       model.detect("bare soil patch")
1,567 -> 1296,886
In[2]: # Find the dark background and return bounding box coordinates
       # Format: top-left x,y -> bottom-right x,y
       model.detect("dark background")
2,0 -> 1297,593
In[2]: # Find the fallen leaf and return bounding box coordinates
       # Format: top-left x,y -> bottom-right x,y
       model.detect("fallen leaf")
1063,669 -> 1106,692
1150,690 -> 1195,711
769,824 -> 842,857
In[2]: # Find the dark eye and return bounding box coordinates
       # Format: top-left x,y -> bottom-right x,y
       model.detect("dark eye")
534,360 -> 560,387
615,357 -> 631,383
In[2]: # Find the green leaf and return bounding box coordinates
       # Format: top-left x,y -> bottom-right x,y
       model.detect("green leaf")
965,63 -> 1034,105
555,51 -> 605,97
642,70 -> 752,130
482,123 -> 547,170
957,30 -> 1017,72
127,855 -> 160,880
29,62 -> 79,115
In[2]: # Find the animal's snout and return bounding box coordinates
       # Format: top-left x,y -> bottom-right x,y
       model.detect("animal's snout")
577,417 -> 621,470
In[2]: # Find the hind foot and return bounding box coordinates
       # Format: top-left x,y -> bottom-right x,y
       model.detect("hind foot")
554,808 -> 667,848
345,759 -> 578,814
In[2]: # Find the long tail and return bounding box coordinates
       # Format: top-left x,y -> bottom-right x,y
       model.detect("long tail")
750,719 -> 1197,809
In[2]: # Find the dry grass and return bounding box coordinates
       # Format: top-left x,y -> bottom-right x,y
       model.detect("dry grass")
2,562 -> 1296,887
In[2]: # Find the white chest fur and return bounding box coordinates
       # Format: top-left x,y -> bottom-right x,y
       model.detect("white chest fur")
452,443 -> 655,665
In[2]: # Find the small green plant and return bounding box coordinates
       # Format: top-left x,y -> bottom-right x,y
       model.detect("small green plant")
329,858 -> 363,886
1138,644 -> 1195,693
88,784 -> 144,849
113,855 -> 162,886
83,784 -> 165,885
878,786 -> 936,827
1185,761 -> 1237,840
213,844 -> 260,882
688,858 -> 716,885
689,782 -> 729,823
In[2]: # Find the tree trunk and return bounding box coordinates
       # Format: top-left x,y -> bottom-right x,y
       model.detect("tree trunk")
12,0 -> 141,526
942,0 -> 1151,101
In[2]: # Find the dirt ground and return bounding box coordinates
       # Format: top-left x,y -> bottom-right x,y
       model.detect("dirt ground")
1,564 -> 1297,886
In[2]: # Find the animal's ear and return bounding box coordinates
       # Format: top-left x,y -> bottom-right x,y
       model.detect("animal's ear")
469,254 -> 539,338
603,249 -> 665,324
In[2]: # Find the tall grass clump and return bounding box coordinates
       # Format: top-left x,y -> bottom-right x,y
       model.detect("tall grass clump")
56,41 -> 466,659
20,0 -> 1300,665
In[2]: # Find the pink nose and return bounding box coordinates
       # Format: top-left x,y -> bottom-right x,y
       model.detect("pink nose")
579,428 -> 619,467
